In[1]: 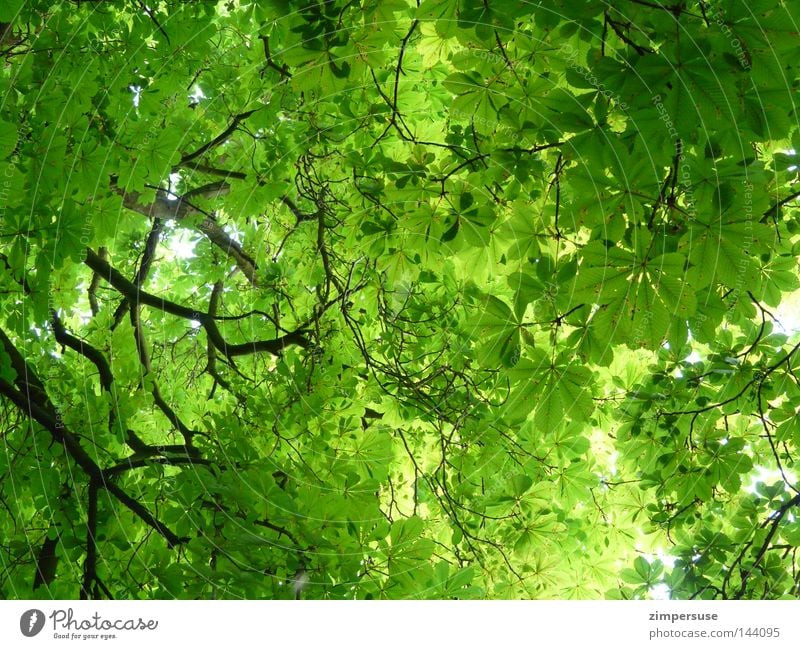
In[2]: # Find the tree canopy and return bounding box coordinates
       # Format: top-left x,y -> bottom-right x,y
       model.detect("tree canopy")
1,0 -> 800,600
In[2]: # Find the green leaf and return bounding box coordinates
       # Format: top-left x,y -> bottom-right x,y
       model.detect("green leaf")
0,0 -> 22,22
466,294 -> 521,367
0,120 -> 17,159
0,349 -> 16,383
510,474 -> 533,498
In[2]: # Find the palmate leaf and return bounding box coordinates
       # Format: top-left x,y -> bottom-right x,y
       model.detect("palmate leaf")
507,271 -> 546,318
572,239 -> 694,349
534,365 -> 595,433
504,350 -> 594,430
496,200 -> 546,261
534,384 -> 564,434
752,256 -> 799,307
514,513 -> 565,554
568,318 -> 615,366
503,349 -> 550,422
680,216 -> 773,290
466,294 -> 521,368
570,242 -> 635,300
0,0 -> 22,21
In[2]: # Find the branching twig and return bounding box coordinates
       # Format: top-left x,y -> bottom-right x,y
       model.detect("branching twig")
179,109 -> 258,167
87,246 -> 106,316
733,493 -> 800,599
85,248 -> 310,358
257,34 -> 291,79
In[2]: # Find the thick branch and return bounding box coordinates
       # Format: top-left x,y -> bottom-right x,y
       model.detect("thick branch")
761,189 -> 800,224
119,183 -> 259,285
178,161 -> 247,180
50,311 -> 114,391
101,480 -> 187,547
205,280 -> 232,394
257,34 -> 291,79
102,455 -> 209,478
33,525 -> 59,592
0,326 -> 185,550
281,195 -> 317,222
0,376 -> 99,474
119,181 -> 229,220
0,326 -> 51,407
196,216 -> 258,285
84,247 -> 310,358
50,310 -> 150,453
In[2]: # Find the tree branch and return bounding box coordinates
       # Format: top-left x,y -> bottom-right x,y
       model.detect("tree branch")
87,246 -> 106,316
280,195 -> 317,222
257,34 -> 291,79
129,302 -> 199,446
0,328 -> 186,548
50,310 -> 150,453
80,479 -> 99,599
205,280 -> 232,395
178,109 -> 258,167
111,217 -> 163,330
761,189 -> 800,224
84,248 -> 310,358
118,182 -> 260,285
177,161 -> 247,180
734,493 -> 800,598
101,480 -> 187,548
102,455 -> 210,479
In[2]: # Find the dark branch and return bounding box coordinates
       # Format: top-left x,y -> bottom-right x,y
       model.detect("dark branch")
281,195 -> 317,222
118,183 -> 260,285
101,480 -> 187,548
102,455 -> 210,478
84,248 -> 310,358
111,217 -> 163,330
80,479 -> 99,599
257,34 -> 291,79
179,109 -> 258,167
128,301 -> 199,446
0,328 -> 186,548
734,493 -> 800,598
761,189 -> 800,224
87,246 -> 106,316
178,161 -> 248,180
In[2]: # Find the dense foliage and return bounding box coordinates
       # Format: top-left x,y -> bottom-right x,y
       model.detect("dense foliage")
1,0 -> 800,600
